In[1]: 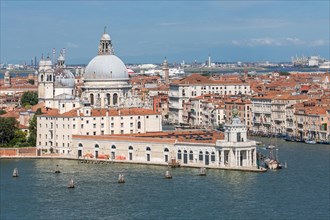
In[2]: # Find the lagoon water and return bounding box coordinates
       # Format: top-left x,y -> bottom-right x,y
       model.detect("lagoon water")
1,138 -> 329,220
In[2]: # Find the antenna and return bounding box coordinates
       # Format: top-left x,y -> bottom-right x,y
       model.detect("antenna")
62,48 -> 66,59
52,48 -> 56,67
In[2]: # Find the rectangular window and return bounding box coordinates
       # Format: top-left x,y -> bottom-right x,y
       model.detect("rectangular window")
81,124 -> 84,128
111,130 -> 114,134
130,123 -> 133,127
86,120 -> 89,124
73,124 -> 76,129
86,132 -> 89,135
101,130 -> 104,135
101,123 -> 104,128
93,131 -> 96,135
121,130 -> 124,134
93,124 -> 96,128
121,123 -> 124,128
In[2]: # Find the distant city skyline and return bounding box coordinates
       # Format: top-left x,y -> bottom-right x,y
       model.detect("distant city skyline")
1,1 -> 329,65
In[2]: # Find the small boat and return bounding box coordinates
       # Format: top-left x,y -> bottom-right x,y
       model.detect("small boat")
164,170 -> 172,179
68,179 -> 75,188
12,168 -> 19,177
55,165 -> 61,174
118,174 -> 125,183
198,167 -> 206,176
305,139 -> 316,144
264,145 -> 282,170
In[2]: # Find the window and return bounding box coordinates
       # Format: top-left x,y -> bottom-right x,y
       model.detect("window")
95,144 -> 99,148
111,123 -> 114,128
189,151 -> 194,160
211,152 -> 215,162
73,124 -> 76,129
130,123 -> 133,127
177,150 -> 182,160
113,93 -> 118,105
146,116 -> 149,119
121,130 -> 124,134
90,94 -> 94,105
86,132 -> 89,135
79,143 -> 83,148
129,146 -> 133,150
81,124 -> 84,128
111,130 -> 114,134
199,151 -> 203,161
121,123 -> 124,128
106,93 -> 110,105
101,123 -> 104,128
93,124 -> 96,128
86,120 -> 89,124
101,131 -> 104,135
93,131 -> 96,135
137,121 -> 141,129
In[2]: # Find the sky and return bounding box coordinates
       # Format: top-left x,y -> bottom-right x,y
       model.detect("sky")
1,1 -> 329,65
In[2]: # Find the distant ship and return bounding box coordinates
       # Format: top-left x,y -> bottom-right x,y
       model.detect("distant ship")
319,61 -> 330,69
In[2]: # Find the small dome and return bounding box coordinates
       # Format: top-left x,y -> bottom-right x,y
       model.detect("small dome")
58,54 -> 65,61
54,68 -> 75,88
101,33 -> 111,41
84,55 -> 128,80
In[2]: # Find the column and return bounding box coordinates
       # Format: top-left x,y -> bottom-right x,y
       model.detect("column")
220,150 -> 224,166
216,150 -> 220,167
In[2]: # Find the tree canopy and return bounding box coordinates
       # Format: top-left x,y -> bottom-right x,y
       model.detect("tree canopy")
21,91 -> 38,107
0,117 -> 18,146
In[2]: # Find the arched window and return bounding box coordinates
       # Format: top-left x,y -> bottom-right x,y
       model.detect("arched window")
189,150 -> 194,160
106,93 -> 110,105
177,150 -> 182,160
129,146 -> 133,150
111,145 -> 116,149
90,94 -> 94,105
78,143 -> 83,148
164,148 -> 169,152
146,147 -> 151,151
199,151 -> 203,161
40,75 -> 44,82
95,144 -> 99,148
211,152 -> 215,162
49,75 -> 52,82
137,121 -> 141,129
113,93 -> 118,105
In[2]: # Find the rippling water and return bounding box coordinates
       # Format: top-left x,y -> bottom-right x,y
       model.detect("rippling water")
1,139 -> 329,220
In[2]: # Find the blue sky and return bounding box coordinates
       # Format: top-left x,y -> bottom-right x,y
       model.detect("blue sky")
1,1 -> 329,64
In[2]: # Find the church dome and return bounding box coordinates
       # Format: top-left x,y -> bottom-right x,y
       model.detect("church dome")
101,33 -> 111,41
83,29 -> 128,81
84,55 -> 128,80
54,68 -> 75,88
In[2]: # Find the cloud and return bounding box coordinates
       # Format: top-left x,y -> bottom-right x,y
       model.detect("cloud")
310,39 -> 327,46
66,42 -> 79,48
230,37 -> 328,47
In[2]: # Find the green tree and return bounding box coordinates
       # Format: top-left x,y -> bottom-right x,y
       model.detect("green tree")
27,79 -> 35,85
9,130 -> 27,147
0,117 -> 18,146
0,109 -> 6,115
28,108 -> 42,146
21,91 -> 38,107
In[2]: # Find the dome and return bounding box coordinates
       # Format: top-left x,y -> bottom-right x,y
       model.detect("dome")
101,33 -> 111,41
58,54 -> 65,61
84,55 -> 128,80
54,68 -> 75,88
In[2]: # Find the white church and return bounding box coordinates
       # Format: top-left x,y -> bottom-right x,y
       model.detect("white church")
35,29 -> 262,171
